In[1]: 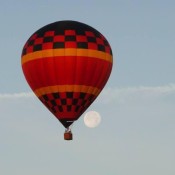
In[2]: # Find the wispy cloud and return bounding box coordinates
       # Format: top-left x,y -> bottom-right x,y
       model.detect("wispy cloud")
0,84 -> 175,103
0,92 -> 34,99
97,83 -> 175,104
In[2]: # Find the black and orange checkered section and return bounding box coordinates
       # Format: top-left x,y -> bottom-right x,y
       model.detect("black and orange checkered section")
22,22 -> 112,56
39,92 -> 96,127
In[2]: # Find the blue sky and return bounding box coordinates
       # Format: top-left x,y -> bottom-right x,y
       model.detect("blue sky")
0,1 -> 175,175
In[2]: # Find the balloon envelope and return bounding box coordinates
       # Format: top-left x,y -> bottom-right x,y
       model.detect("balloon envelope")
21,20 -> 113,128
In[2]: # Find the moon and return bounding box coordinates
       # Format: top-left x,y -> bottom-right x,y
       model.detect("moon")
84,111 -> 101,128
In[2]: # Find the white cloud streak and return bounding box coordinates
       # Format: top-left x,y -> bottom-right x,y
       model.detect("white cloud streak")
0,92 -> 34,99
0,84 -> 175,102
98,83 -> 175,104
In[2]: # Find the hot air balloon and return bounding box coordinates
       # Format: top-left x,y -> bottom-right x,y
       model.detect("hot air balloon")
21,20 -> 113,140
